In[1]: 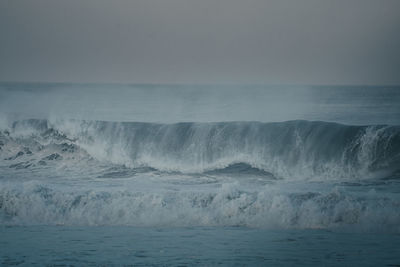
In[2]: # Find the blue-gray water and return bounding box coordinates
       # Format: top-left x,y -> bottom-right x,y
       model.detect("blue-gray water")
2,226 -> 400,266
1,83 -> 400,265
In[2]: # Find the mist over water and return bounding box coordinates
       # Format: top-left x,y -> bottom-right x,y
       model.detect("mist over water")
1,83 -> 400,125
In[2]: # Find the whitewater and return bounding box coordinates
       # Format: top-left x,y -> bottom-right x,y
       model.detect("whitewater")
1,83 -> 400,265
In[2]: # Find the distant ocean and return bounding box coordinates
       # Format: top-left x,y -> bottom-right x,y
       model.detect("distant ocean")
1,83 -> 400,266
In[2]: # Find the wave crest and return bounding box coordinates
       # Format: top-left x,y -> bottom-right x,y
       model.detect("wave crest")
1,119 -> 399,180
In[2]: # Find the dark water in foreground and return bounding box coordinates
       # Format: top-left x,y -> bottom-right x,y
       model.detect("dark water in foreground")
2,226 -> 400,266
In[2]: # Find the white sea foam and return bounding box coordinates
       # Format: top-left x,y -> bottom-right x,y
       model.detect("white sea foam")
1,118 -> 400,232
2,118 -> 399,180
0,179 -> 399,232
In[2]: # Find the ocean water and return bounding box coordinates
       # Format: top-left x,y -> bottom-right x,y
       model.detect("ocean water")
1,83 -> 400,266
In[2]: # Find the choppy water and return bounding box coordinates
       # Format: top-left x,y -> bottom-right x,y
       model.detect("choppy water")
1,83 -> 400,265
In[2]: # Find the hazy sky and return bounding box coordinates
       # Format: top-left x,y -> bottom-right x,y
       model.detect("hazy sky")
1,0 -> 399,85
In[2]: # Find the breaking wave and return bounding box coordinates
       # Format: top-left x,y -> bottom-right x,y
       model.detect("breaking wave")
1,118 -> 400,231
1,118 -> 400,180
1,180 -> 399,232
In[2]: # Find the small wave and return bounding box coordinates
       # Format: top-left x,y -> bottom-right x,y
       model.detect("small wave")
204,162 -> 276,177
97,166 -> 157,179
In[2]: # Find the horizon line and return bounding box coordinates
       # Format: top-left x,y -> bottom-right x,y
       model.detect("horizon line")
1,80 -> 399,87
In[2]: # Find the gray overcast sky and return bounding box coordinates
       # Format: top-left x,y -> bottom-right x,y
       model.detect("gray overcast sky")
0,0 -> 399,85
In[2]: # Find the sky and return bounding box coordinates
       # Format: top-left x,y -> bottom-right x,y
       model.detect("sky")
0,0 -> 400,85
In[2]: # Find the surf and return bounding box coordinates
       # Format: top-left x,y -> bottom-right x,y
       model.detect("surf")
1,118 -> 399,180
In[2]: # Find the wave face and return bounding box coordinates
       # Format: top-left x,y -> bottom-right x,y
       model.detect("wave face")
1,118 -> 400,231
1,119 -> 399,180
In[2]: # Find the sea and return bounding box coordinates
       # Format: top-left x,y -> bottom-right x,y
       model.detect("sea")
0,83 -> 400,266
